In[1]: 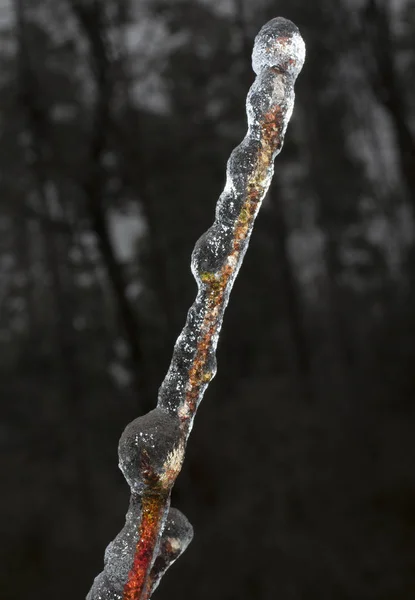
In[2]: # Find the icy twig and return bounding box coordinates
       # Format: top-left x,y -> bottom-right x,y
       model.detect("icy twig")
87,17 -> 305,600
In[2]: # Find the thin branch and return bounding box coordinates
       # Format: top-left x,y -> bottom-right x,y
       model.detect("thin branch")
87,17 -> 305,600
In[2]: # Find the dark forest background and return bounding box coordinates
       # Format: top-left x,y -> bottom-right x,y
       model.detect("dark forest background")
2,0 -> 415,598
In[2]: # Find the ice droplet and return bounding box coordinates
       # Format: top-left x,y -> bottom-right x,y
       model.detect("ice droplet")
252,17 -> 306,77
148,508 -> 194,595
191,223 -> 233,277
118,408 -> 182,494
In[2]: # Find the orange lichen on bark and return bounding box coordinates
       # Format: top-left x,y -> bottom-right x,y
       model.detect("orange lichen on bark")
122,447 -> 184,600
123,494 -> 167,600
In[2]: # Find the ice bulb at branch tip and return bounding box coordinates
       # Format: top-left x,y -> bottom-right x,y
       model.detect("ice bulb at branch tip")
252,17 -> 306,77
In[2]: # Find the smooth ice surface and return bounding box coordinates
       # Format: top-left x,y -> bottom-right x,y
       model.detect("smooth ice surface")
118,408 -> 181,494
191,223 -> 234,275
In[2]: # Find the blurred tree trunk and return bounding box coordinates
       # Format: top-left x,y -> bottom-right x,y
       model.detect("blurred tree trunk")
69,0 -> 150,404
267,187 -> 312,386
16,0 -> 95,526
361,0 -> 415,209
13,215 -> 37,353
296,104 -> 354,403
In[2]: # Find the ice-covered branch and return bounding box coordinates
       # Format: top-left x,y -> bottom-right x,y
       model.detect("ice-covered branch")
87,17 -> 305,600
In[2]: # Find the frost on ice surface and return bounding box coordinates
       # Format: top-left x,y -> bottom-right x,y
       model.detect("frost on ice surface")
86,16 -> 305,600
103,496 -> 142,593
87,496 -> 142,600
87,573 -> 123,600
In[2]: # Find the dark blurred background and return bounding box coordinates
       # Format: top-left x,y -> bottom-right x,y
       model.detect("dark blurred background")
2,0 -> 415,598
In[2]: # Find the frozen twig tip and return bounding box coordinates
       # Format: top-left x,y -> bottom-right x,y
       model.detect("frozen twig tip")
87,16 -> 305,600
252,17 -> 306,77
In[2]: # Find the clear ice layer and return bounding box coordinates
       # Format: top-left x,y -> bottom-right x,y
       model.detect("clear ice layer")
157,17 -> 305,428
147,508 -> 194,595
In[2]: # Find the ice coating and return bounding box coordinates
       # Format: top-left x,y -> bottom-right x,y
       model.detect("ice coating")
86,17 -> 304,600
118,409 -> 183,495
142,508 -> 194,598
87,497 -> 142,600
251,17 -> 306,77
157,16 -> 305,433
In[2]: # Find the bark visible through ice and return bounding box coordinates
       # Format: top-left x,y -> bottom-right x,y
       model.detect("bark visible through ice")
87,16 -> 305,600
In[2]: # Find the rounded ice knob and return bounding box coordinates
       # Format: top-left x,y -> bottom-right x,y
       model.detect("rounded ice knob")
118,408 -> 183,494
252,17 -> 305,77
